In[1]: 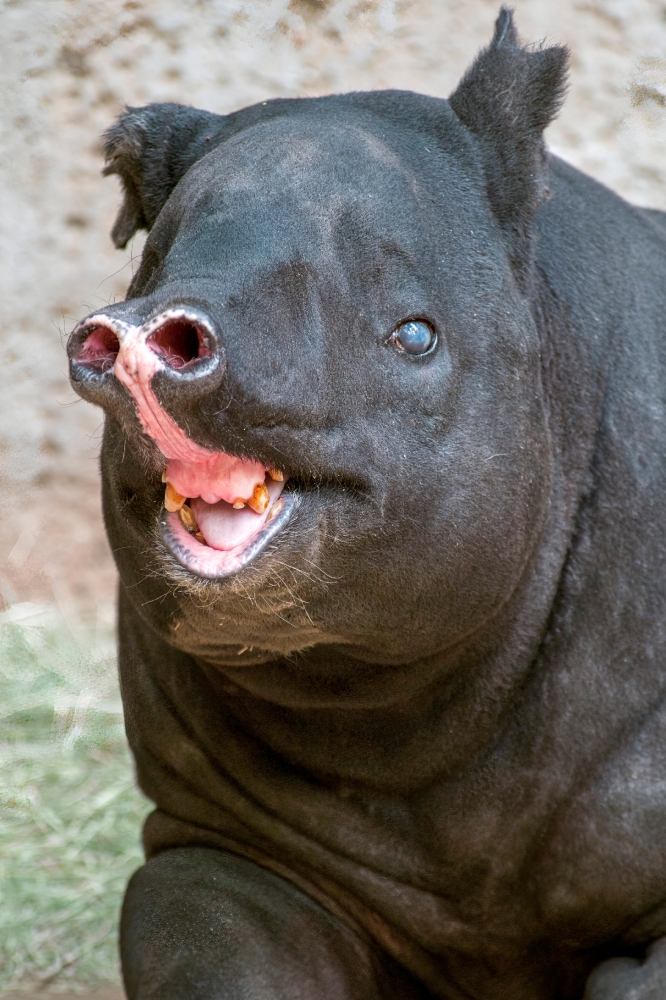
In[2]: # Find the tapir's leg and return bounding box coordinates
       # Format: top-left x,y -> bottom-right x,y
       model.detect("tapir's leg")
584,938 -> 666,999
120,846 -> 427,1000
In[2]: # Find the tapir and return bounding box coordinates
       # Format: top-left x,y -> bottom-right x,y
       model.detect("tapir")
67,9 -> 666,998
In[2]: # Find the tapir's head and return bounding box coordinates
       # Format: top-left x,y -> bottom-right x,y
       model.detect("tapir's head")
68,10 -> 568,666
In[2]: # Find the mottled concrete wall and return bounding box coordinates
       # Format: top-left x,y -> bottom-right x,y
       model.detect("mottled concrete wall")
1,0 -> 665,622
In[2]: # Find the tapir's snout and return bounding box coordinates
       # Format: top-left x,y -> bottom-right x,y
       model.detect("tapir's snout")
67,305 -> 226,409
68,304 -> 294,579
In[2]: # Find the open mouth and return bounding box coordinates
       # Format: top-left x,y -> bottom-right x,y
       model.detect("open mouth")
160,462 -> 296,579
70,310 -> 298,580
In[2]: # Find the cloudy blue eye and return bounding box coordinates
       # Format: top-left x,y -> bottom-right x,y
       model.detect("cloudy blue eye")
392,320 -> 436,356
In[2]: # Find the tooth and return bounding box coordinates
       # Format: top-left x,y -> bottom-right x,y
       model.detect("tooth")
232,499 -> 246,509
194,531 -> 206,544
266,497 -> 285,522
164,482 -> 186,512
161,470 -> 167,483
267,468 -> 284,482
247,481 -> 270,514
178,504 -> 198,532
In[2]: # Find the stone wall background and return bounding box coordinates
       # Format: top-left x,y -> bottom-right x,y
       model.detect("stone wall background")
1,0 -> 665,628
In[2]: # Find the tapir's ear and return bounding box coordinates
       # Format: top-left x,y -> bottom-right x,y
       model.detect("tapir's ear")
102,103 -> 225,249
449,7 -> 568,283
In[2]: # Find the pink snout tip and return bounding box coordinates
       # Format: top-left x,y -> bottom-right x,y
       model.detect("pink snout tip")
71,313 -> 214,372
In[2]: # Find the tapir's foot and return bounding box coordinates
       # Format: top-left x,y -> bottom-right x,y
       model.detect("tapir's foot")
121,846 -> 428,1000
584,938 -> 666,999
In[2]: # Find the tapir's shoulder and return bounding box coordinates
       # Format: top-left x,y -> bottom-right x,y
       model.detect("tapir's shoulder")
539,154 -> 666,260
533,154 -> 666,352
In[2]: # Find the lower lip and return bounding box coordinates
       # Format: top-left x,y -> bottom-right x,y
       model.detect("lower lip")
160,493 -> 297,579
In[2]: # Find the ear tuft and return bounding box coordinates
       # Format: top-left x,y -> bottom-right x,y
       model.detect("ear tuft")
102,111 -> 147,249
449,7 -> 569,285
492,6 -> 517,48
102,103 -> 225,249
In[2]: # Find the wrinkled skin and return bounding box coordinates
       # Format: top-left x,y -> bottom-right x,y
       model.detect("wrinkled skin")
68,10 -> 666,1000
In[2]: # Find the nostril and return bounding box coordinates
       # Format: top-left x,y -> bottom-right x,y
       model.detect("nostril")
74,325 -> 120,370
148,321 -> 212,370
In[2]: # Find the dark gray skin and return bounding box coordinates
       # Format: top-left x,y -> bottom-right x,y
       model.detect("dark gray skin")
67,10 -> 666,999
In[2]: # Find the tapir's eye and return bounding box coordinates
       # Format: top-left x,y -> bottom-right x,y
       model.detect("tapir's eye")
391,320 -> 436,356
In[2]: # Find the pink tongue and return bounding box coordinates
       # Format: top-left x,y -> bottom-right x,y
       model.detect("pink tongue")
192,478 -> 286,551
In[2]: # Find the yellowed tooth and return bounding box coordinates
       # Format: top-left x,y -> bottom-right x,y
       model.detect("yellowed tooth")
232,499 -> 246,509
164,482 -> 186,512
178,504 -> 198,532
194,531 -> 206,544
161,469 -> 167,483
267,468 -> 284,482
266,497 -> 285,522
247,481 -> 270,514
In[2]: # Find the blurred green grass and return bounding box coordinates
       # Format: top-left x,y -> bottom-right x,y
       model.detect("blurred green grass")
0,604 -> 150,993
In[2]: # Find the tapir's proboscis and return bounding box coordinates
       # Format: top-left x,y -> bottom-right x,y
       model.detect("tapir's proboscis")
67,10 -> 666,999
